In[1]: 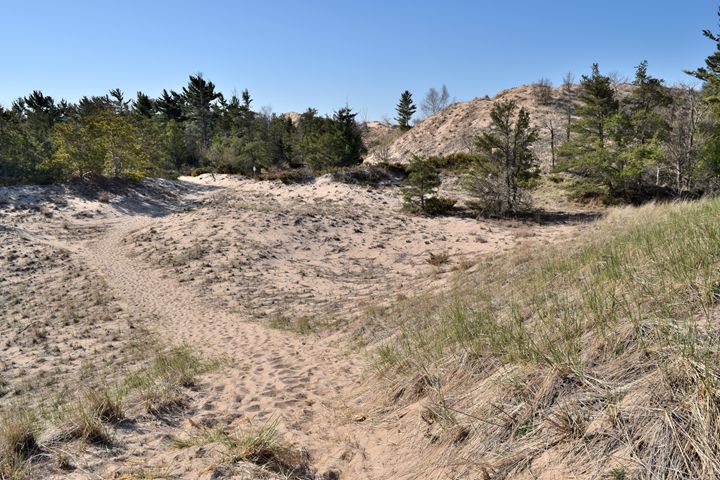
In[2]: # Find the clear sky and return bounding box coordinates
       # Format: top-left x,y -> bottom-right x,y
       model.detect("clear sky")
1,0 -> 718,120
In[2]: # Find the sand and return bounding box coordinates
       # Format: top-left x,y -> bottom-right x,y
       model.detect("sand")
0,174 -> 596,478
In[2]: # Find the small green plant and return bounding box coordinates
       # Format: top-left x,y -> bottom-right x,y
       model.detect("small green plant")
423,196 -> 456,215
609,467 -> 626,480
189,167 -> 215,177
260,168 -> 315,185
401,155 -> 452,215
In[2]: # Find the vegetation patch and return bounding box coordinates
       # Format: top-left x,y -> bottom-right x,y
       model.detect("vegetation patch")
375,198 -> 720,478
172,420 -> 312,478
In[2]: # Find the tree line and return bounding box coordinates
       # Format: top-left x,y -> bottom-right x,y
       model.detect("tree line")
400,6 -> 720,216
0,74 -> 366,184
401,61 -> 718,217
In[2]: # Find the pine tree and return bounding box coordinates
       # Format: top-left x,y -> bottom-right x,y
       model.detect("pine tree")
332,106 -> 366,167
134,91 -> 155,118
241,89 -> 252,111
109,89 -> 130,115
401,155 -> 441,212
559,63 -> 672,200
558,64 -> 621,198
574,64 -> 619,148
464,99 -> 539,215
624,61 -> 673,144
687,7 -> 720,103
182,74 -> 221,149
155,89 -> 184,121
395,90 -> 416,131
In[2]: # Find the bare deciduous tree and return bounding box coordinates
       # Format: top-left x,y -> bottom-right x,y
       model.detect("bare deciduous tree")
665,84 -> 707,192
420,84 -> 451,117
532,77 -> 554,105
544,116 -> 558,168
561,72 -> 575,142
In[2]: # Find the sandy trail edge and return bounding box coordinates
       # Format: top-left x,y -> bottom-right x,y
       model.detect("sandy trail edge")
64,208 -> 413,478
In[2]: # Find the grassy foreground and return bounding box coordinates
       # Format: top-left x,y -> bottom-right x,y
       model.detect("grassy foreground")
376,198 -> 720,479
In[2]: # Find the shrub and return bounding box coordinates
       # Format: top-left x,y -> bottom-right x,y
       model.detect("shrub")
260,168 -> 315,185
330,164 -> 397,186
425,153 -> 478,173
189,167 -> 215,177
401,156 -> 441,214
173,421 -> 310,477
423,196 -> 456,215
124,346 -> 221,415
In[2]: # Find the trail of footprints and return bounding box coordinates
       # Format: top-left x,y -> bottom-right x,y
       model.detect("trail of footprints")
80,217 -> 362,471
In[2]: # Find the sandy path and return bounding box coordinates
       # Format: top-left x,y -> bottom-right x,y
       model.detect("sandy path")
71,212 -> 409,479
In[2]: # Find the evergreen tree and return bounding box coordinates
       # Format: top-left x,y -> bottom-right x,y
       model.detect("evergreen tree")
77,95 -> 112,116
559,63 -> 672,200
331,106 -> 366,167
687,8 -> 720,192
109,88 -> 130,115
241,89 -> 252,111
687,7 -> 720,103
464,99 -> 539,215
558,64 -> 622,198
182,74 -> 221,149
155,89 -> 184,121
395,90 -> 416,131
573,64 -> 619,148
134,91 -> 155,118
401,155 -> 441,212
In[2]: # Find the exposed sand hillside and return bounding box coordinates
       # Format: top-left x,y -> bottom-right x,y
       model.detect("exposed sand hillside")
365,83 -> 637,169
0,175 -> 597,478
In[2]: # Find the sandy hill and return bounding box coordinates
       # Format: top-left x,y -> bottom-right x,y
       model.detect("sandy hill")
365,83 -> 636,169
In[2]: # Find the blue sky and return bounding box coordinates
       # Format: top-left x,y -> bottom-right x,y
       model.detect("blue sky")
1,0 -> 718,119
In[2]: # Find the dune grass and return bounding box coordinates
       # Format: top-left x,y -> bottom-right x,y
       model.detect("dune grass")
0,346 -> 221,478
376,198 -> 720,479
172,420 -> 311,478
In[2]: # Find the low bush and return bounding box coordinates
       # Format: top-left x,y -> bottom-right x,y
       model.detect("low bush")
260,168 -> 315,185
423,196 -> 456,215
189,167 -> 215,177
425,153 -> 479,173
330,164 -> 398,186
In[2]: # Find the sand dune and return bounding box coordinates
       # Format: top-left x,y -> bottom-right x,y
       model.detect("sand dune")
0,175 -> 596,478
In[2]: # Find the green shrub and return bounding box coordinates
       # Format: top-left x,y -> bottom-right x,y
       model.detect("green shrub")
423,196 -> 456,215
330,164 -> 397,186
425,153 -> 479,173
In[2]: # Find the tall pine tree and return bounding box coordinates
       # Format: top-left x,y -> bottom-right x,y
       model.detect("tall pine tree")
395,90 -> 416,131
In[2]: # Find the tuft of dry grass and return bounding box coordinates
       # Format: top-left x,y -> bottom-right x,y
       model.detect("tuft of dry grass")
61,387 -> 123,445
374,199 -> 720,479
0,408 -> 38,477
172,420 -> 311,478
124,346 -> 223,414
426,251 -> 450,267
